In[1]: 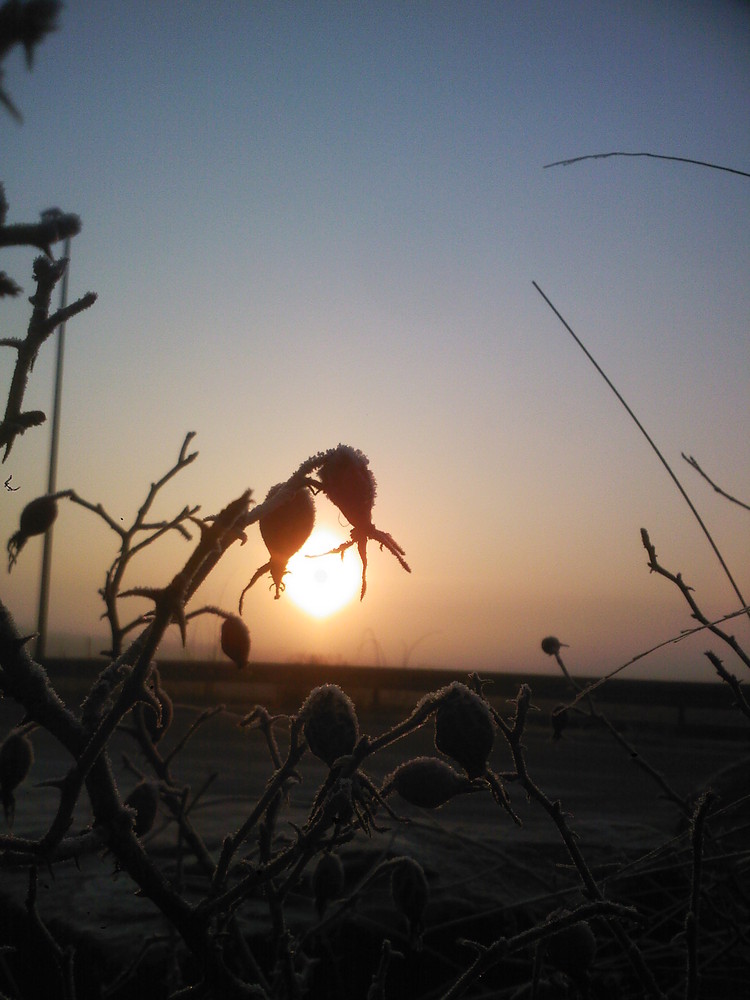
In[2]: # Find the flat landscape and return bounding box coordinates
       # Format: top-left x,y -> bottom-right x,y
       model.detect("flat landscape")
1,663 -> 748,998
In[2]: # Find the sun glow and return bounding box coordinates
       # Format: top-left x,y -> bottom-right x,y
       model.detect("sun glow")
284,529 -> 362,619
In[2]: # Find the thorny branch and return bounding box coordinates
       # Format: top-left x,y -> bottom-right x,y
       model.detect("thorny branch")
703,651 -> 750,723
489,683 -> 666,999
440,900 -> 639,1000
124,707 -> 220,877
641,528 -> 750,674
60,432 -> 200,655
0,255 -> 96,459
0,493 -> 260,993
76,491 -> 252,782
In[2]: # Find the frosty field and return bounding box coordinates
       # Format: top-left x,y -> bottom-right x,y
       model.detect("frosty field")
1,667 -> 747,999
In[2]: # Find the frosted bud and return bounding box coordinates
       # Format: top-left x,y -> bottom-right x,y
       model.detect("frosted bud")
312,851 -> 345,916
221,614 -> 251,669
299,684 -> 359,767
383,757 -> 475,809
541,636 -> 568,656
434,682 -> 494,778
391,856 -> 428,947
545,909 -> 597,980
8,495 -> 58,570
124,781 -> 159,837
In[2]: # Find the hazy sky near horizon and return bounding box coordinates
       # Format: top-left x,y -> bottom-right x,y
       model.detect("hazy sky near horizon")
2,1 -> 748,681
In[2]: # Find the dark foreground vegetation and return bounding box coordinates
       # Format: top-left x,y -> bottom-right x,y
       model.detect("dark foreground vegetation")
1,670 -> 748,1000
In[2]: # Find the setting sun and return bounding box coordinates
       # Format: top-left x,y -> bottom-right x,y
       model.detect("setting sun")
284,529 -> 362,619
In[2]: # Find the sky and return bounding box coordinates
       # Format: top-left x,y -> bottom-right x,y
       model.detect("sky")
1,1 -> 748,682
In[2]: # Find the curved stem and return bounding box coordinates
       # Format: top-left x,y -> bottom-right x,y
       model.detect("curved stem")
532,281 -> 749,622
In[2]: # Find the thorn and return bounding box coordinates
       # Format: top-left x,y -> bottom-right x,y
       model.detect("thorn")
14,633 -> 38,651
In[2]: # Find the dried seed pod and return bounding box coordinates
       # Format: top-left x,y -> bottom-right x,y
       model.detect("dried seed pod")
312,851 -> 345,916
312,445 -> 410,599
434,682 -> 494,779
391,856 -> 428,946
299,684 -> 359,767
261,483 -> 316,560
545,909 -> 597,980
383,757 -> 475,809
240,484 -> 315,603
541,636 -> 568,656
0,731 -> 34,826
124,781 -> 159,837
221,614 -> 251,669
318,446 -> 377,530
7,495 -> 58,571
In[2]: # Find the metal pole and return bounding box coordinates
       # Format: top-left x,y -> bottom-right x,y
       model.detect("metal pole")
35,236 -> 71,661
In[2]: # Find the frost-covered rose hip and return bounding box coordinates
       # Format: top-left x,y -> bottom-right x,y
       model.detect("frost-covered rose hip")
299,684 -> 359,767
221,614 -> 251,669
7,495 -> 58,570
434,683 -> 495,778
311,445 -> 410,599
312,851 -> 345,916
391,856 -> 428,946
541,636 -> 568,656
240,484 -> 315,604
124,781 -> 159,837
545,909 -> 597,980
318,445 -> 376,530
382,757 -> 476,809
0,730 -> 34,826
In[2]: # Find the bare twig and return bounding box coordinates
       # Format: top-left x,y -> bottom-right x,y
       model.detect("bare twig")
367,940 -> 402,1000
685,792 -> 713,1000
62,433 -> 200,655
240,706 -> 285,770
532,281 -> 749,623
163,705 -> 225,768
543,150 -> 750,179
217,718 -> 307,878
562,604 -> 750,710
703,652 -> 750,723
683,455 -> 750,512
76,490 -> 252,782
125,705 -> 219,876
641,528 -> 750,674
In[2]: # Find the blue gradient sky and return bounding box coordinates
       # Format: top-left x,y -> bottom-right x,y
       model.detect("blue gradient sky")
2,1 -> 749,680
